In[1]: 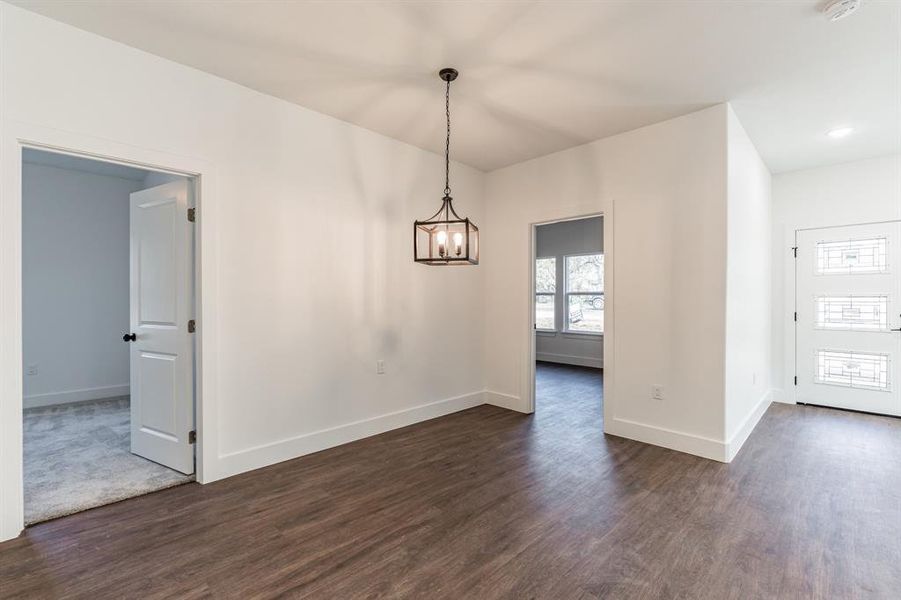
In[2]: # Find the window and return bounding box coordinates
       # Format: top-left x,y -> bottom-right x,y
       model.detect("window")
816,237 -> 888,275
815,295 -> 888,331
815,349 -> 890,392
535,257 -> 556,330
565,254 -> 603,333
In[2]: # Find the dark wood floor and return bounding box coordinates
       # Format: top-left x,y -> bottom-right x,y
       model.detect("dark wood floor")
2,362 -> 900,599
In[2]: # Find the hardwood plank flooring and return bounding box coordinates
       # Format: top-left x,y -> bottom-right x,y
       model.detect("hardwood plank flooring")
2,362 -> 900,599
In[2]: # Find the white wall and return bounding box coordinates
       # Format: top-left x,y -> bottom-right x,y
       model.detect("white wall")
484,104 -> 731,460
772,154 -> 901,401
22,163 -> 141,407
723,107 -> 773,459
535,217 -> 603,368
0,3 -> 486,540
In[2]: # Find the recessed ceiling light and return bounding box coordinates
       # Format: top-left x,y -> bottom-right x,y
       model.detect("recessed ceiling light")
826,127 -> 854,139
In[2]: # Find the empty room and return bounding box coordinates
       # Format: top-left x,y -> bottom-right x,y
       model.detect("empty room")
0,1 -> 899,598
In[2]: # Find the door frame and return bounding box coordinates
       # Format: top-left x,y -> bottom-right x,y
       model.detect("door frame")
787,219 -> 901,407
526,211 -> 611,416
0,121 -> 221,541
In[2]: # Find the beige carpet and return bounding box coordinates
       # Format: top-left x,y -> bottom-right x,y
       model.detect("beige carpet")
24,397 -> 193,524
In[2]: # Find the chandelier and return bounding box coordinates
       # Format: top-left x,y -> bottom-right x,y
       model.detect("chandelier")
413,68 -> 479,265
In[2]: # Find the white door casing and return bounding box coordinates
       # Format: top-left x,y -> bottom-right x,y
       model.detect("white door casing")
129,180 -> 195,474
795,221 -> 901,416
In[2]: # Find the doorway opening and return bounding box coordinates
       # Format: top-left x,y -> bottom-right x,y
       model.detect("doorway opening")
531,216 -> 604,418
793,220 -> 901,417
22,148 -> 197,524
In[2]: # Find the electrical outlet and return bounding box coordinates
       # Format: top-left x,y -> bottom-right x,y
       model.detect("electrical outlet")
651,384 -> 664,401
26,364 -> 38,376
376,360 -> 385,375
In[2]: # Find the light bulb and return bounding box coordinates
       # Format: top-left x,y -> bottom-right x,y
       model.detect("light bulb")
453,232 -> 463,256
436,231 -> 447,244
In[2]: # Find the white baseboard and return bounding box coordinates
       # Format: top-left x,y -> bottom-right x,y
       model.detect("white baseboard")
483,390 -> 526,413
771,388 -> 793,404
215,391 -> 485,481
724,390 -> 773,462
605,390 -> 775,464
24,384 -> 130,409
605,417 -> 727,462
535,353 -> 603,369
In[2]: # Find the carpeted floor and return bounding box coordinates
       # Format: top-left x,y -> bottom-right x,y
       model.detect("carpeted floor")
24,396 -> 193,524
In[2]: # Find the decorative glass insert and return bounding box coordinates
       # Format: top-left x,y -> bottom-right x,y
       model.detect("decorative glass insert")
815,350 -> 890,391
815,296 -> 889,331
816,237 -> 888,275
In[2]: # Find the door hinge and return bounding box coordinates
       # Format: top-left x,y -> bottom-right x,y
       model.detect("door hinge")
794,375 -> 798,386
188,319 -> 196,333
187,207 -> 196,223
188,430 -> 197,444
794,311 -> 798,322
792,246 -> 798,258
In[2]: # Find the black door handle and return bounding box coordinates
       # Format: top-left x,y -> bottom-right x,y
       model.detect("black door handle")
123,333 -> 136,342
892,328 -> 901,332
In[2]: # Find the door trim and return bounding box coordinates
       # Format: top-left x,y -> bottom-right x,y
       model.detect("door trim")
0,121 -> 221,541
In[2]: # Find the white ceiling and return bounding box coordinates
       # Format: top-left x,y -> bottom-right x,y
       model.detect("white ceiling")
13,1 -> 901,173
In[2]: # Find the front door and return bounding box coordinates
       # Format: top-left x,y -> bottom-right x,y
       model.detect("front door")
795,221 -> 901,416
128,180 -> 195,474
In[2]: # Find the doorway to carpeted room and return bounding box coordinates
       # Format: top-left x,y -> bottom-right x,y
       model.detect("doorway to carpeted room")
21,148 -> 197,524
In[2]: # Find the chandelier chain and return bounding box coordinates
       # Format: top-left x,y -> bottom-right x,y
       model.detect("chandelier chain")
444,77 -> 451,197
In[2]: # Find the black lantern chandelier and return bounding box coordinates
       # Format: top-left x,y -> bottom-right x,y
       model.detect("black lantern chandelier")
414,68 -> 479,265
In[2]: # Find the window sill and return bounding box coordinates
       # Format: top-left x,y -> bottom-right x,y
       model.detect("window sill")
562,331 -> 604,339
536,330 -> 603,339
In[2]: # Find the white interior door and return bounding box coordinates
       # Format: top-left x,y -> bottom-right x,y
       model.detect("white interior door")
128,180 -> 195,474
796,221 -> 901,416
